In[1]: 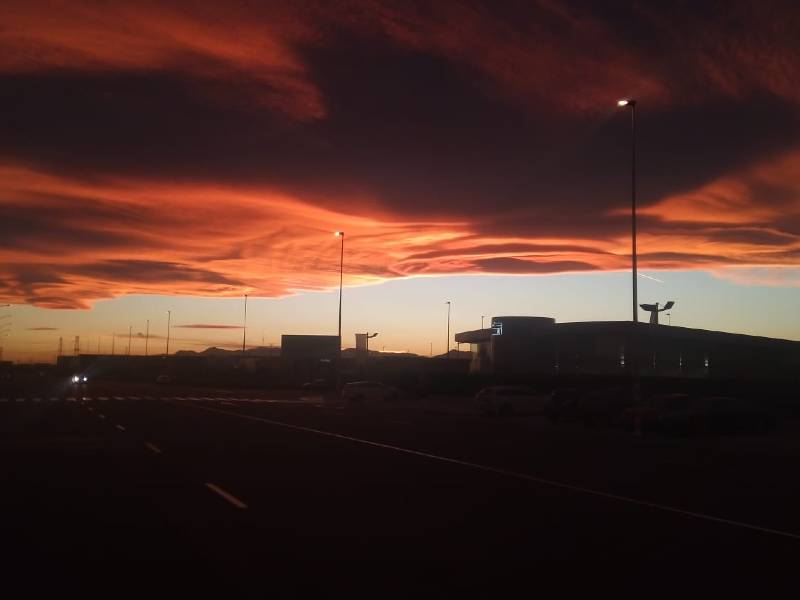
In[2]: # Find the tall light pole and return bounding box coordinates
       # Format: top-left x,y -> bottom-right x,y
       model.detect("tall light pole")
335,231 -> 344,348
165,310 -> 171,356
481,315 -> 486,329
242,294 -> 248,354
617,99 -> 638,323
128,326 -> 132,355
445,301 -> 451,359
145,320 -> 150,356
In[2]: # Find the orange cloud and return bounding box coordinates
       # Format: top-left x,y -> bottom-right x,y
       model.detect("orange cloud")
1,158 -> 799,309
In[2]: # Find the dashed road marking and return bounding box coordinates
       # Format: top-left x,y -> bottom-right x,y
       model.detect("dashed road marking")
15,398 -> 25,403
115,424 -> 126,432
145,442 -> 163,454
99,397 -> 109,401
177,400 -> 800,543
113,396 -> 125,401
98,414 -> 106,419
33,397 -> 42,403
65,397 -> 76,402
145,396 -> 155,401
0,398 -> 7,403
129,396 -> 141,401
204,483 -> 248,510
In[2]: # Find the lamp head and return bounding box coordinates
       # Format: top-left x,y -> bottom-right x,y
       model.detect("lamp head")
334,231 -> 344,237
617,98 -> 636,107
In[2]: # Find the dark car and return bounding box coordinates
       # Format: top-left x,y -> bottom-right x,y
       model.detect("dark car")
658,396 -> 774,435
543,388 -> 582,423
617,392 -> 694,432
557,386 -> 637,427
302,379 -> 333,391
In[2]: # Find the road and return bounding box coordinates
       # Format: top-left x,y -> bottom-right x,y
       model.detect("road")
2,378 -> 798,592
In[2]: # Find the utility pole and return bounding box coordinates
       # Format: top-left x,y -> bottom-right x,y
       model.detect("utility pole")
145,319 -> 150,356
74,336 -> 80,356
128,326 -> 132,355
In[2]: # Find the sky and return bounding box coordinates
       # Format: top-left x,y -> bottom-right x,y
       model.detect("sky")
1,0 -> 799,362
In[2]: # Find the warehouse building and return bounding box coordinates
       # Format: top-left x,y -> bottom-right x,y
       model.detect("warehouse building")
455,316 -> 800,381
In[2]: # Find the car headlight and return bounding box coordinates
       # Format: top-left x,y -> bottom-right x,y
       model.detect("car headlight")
72,375 -> 79,383
82,376 -> 88,382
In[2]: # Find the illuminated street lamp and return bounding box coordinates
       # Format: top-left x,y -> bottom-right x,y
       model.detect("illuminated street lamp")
617,98 -> 638,323
334,232 -> 344,348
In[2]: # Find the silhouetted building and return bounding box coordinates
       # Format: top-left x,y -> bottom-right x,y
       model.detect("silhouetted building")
281,335 -> 340,384
455,316 -> 800,382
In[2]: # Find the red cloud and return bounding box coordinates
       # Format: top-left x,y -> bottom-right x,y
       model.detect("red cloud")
0,0 -> 324,120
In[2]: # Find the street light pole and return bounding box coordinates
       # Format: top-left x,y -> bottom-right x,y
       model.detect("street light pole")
445,301 -> 451,359
618,99 -> 638,323
145,319 -> 150,356
481,315 -> 485,329
335,232 -> 344,349
165,310 -> 171,355
128,326 -> 132,355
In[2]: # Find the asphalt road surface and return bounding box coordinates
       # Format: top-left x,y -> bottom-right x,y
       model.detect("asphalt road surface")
2,378 -> 798,593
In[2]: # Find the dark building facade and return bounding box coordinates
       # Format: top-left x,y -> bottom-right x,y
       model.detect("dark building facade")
455,316 -> 800,382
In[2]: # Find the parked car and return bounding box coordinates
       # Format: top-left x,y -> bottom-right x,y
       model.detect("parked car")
556,386 -> 637,426
617,392 -> 693,432
155,374 -> 171,384
341,381 -> 400,404
302,379 -> 333,391
543,387 -> 582,422
658,396 -> 775,435
475,385 -> 552,416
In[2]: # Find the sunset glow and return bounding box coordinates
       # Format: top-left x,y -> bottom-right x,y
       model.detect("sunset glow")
2,0 -> 800,361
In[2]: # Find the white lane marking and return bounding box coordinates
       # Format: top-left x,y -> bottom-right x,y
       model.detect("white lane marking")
204,483 -> 248,509
98,414 -> 106,419
113,396 -> 125,401
115,424 -> 126,432
187,397 -> 201,401
145,442 -> 163,454
33,397 -> 42,403
65,397 -> 76,402
0,398 -> 7,402
88,407 -> 94,412
201,397 -> 215,402
175,401 -> 800,543
98,397 -> 109,401
15,397 -> 25,403
145,396 -> 155,401
129,396 -> 141,401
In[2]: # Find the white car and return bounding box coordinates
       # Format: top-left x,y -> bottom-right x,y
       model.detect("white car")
341,381 -> 400,404
475,385 -> 552,416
